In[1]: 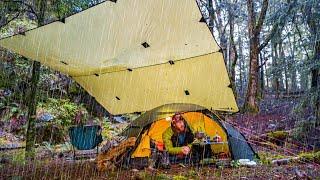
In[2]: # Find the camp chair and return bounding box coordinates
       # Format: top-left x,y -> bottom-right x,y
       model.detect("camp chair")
68,125 -> 103,160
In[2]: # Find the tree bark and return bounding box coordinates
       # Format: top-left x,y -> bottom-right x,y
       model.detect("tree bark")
211,0 -> 228,63
25,0 -> 46,160
272,42 -> 280,98
25,61 -> 41,159
288,30 -> 297,92
312,40 -> 320,125
238,34 -> 245,94
228,0 -> 238,100
279,41 -> 289,95
259,51 -> 265,98
305,2 -> 320,125
243,0 -> 269,113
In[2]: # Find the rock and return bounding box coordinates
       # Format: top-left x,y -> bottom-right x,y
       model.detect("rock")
113,116 -> 125,123
38,112 -> 54,122
238,159 -> 257,167
131,168 -> 139,172
271,159 -> 289,165
268,123 -> 276,129
294,168 -> 310,179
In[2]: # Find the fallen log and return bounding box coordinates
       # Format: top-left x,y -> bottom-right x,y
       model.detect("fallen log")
271,157 -> 299,165
97,137 -> 136,171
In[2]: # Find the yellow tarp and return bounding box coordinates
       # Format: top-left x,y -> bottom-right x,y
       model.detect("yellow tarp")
131,112 -> 229,158
74,53 -> 238,114
0,0 -> 238,114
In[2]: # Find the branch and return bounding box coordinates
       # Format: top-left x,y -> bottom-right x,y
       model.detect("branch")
258,0 -> 296,51
258,22 -> 279,52
0,11 -> 21,29
222,20 -> 230,35
247,0 -> 256,30
255,0 -> 269,35
294,22 -> 311,61
0,0 -> 38,19
258,58 -> 270,69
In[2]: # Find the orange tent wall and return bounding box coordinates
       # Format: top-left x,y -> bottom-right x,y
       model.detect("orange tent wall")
131,112 -> 230,158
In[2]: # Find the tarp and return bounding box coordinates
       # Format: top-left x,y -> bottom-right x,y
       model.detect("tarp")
0,0 -> 238,114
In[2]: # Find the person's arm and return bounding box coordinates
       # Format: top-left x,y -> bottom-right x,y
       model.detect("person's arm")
162,128 -> 183,155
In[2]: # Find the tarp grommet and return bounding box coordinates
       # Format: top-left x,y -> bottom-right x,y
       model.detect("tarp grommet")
60,61 -> 68,65
168,60 -> 174,65
141,42 -> 150,48
199,17 -> 206,23
18,32 -> 26,36
59,18 -> 66,23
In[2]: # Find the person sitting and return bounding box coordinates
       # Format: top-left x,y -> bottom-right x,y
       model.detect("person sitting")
162,113 -> 195,164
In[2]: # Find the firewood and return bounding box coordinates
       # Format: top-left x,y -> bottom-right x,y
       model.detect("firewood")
97,137 -> 136,171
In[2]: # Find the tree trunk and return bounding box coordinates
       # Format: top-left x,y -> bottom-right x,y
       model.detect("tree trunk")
25,0 -> 46,160
259,51 -> 265,98
271,41 -> 280,98
288,31 -> 297,92
312,40 -> 320,125
279,42 -> 289,95
228,1 -> 238,100
25,61 -> 41,158
243,0 -> 269,113
238,35 -> 244,95
265,62 -> 269,90
244,35 -> 260,112
305,2 -> 320,125
207,0 -> 214,34
211,0 -> 228,64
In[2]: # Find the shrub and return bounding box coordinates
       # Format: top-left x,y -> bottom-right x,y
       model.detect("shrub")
37,98 -> 87,127
291,119 -> 316,142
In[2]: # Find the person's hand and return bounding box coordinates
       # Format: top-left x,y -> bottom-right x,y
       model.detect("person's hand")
181,146 -> 191,155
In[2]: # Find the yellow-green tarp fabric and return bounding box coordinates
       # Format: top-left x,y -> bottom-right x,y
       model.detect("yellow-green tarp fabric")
0,0 -> 238,114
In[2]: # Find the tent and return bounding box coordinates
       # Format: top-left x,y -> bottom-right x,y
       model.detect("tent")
121,103 -> 257,163
0,0 -> 238,115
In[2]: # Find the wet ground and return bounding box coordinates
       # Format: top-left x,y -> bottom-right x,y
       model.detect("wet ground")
1,159 -> 319,179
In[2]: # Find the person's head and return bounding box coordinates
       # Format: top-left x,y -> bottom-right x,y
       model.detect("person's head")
171,113 -> 185,133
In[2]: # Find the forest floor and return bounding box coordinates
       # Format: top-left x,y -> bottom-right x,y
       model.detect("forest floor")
1,159 -> 319,179
1,96 -> 320,179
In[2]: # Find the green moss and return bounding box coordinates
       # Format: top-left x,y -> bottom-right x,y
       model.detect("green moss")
187,169 -> 198,179
298,151 -> 320,163
173,175 -> 188,180
156,173 -> 171,180
258,151 -> 288,165
242,102 -> 259,114
267,131 -> 289,140
1,149 -> 26,165
0,137 -> 8,146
